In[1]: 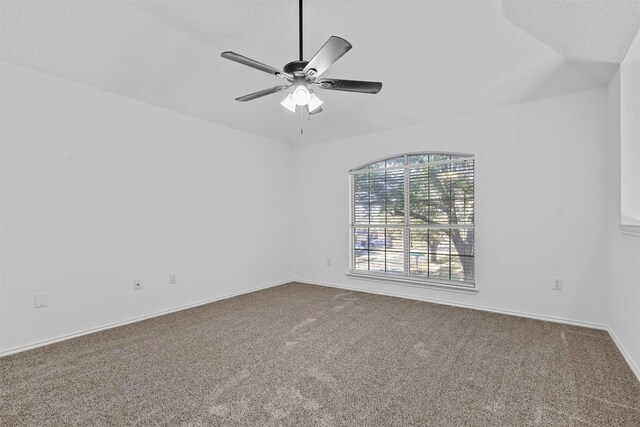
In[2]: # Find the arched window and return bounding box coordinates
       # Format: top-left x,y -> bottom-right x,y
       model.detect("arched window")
349,153 -> 475,289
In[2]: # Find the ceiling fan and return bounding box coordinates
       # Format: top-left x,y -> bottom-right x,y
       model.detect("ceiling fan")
221,0 -> 382,116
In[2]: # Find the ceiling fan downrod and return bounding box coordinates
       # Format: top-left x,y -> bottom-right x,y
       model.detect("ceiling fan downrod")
299,0 -> 303,61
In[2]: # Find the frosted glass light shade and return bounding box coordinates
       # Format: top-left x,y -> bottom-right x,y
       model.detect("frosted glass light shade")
280,94 -> 297,112
308,93 -> 323,112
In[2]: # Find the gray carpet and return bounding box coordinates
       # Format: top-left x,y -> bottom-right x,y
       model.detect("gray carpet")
1,282 -> 639,426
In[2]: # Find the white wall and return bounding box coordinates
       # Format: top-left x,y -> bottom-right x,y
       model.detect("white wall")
0,62 -> 294,352
606,69 -> 640,377
293,88 -> 609,326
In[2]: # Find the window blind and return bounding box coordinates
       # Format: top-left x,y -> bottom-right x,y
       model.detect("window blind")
350,153 -> 475,287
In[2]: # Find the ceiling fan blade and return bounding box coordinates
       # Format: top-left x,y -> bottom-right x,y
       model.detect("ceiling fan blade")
221,51 -> 293,80
314,78 -> 382,94
235,85 -> 291,102
303,36 -> 352,79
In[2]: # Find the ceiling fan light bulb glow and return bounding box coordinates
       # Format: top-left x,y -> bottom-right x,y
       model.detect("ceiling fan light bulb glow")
292,84 -> 311,106
308,93 -> 323,112
281,94 -> 297,112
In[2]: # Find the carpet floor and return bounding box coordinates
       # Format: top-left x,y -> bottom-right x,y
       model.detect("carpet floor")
1,282 -> 639,426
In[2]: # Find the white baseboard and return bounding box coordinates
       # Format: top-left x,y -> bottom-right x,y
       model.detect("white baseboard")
0,280 -> 290,358
607,326 -> 640,382
299,279 -> 608,330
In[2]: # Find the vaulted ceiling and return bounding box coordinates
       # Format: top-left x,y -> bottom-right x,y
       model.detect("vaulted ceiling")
2,1 -> 639,146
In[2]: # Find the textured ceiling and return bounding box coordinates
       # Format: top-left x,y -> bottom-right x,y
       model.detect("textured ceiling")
2,0 -> 639,146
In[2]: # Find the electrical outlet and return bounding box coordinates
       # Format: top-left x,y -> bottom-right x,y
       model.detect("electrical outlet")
552,278 -> 563,290
169,273 -> 177,285
133,279 -> 142,290
34,293 -> 48,308
326,258 -> 332,267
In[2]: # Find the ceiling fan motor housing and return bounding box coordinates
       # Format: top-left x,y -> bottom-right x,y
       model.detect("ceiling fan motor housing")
284,60 -> 310,77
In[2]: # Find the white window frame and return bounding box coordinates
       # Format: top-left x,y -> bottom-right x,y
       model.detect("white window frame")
348,152 -> 477,292
620,31 -> 640,235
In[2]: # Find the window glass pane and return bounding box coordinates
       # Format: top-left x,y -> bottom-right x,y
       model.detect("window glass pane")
366,160 -> 386,169
451,228 -> 475,282
368,251 -> 387,272
450,255 -> 473,282
408,153 -> 471,164
451,227 -> 474,257
353,227 -> 370,271
409,166 -> 446,225
410,228 -> 447,277
384,169 -> 405,223
409,228 -> 474,283
409,160 -> 474,226
408,167 -> 430,224
358,155 -> 404,170
353,227 -> 404,274
451,161 -> 475,225
353,170 -> 404,225
427,251 -> 451,280
429,154 -> 451,162
384,228 -> 404,273
408,154 -> 429,164
410,228 -> 451,279
353,228 -> 369,249
408,229 -> 429,276
385,156 -> 405,168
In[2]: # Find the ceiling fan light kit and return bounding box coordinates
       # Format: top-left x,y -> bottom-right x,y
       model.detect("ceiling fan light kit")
221,0 -> 382,117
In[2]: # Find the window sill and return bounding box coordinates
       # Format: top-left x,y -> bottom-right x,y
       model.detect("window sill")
346,272 -> 478,294
619,224 -> 640,236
